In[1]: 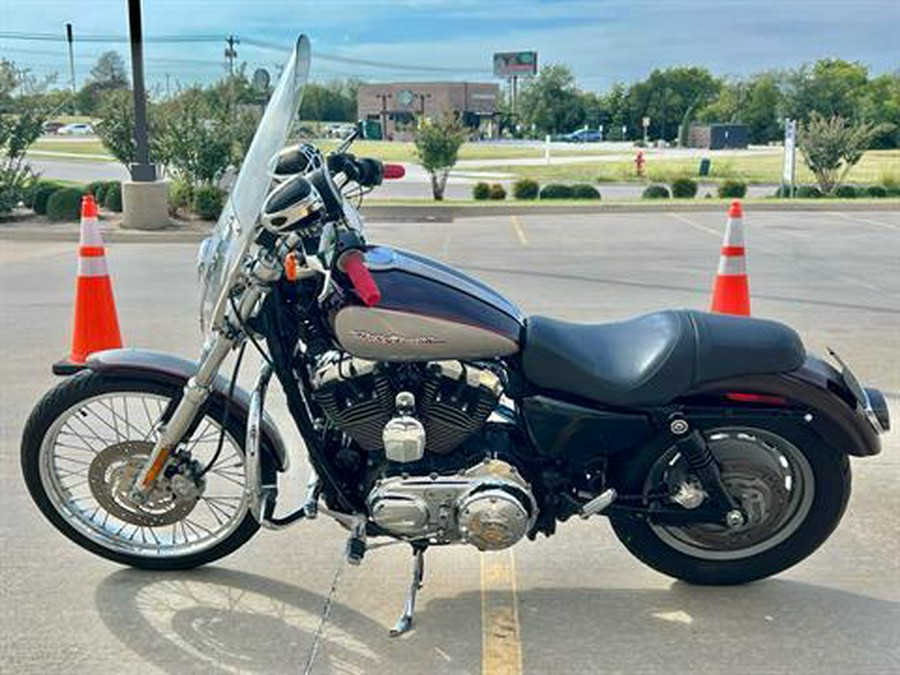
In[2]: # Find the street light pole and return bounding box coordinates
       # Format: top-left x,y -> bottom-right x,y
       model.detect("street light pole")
376,92 -> 392,140
65,23 -> 76,99
126,0 -> 155,181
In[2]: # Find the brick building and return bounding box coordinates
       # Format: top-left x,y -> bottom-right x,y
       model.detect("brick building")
357,82 -> 500,140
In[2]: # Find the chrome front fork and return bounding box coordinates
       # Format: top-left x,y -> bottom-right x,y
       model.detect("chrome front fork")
129,286 -> 264,503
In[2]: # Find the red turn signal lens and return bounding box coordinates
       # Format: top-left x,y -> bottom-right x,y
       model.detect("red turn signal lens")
725,392 -> 788,406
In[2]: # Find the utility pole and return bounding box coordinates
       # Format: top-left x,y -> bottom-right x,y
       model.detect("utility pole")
225,35 -> 239,77
413,92 -> 431,119
127,0 -> 155,182
65,23 -> 76,98
376,92 -> 392,140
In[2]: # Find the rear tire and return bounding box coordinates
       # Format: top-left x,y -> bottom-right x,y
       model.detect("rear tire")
21,371 -> 260,570
609,422 -> 851,585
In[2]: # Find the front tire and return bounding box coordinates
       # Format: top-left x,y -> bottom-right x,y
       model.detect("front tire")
21,371 -> 260,570
609,423 -> 851,585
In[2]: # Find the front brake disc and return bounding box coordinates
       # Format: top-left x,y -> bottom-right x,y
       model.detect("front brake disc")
88,441 -> 197,527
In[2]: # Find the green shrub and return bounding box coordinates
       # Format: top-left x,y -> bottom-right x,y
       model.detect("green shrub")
539,184 -> 574,199
191,184 -> 225,220
513,178 -> 539,200
86,181 -> 107,202
488,183 -> 506,200
472,182 -> 491,200
169,179 -> 194,213
865,185 -> 888,198
104,182 -> 123,212
670,177 -> 698,199
571,184 -> 601,200
796,185 -> 823,199
32,182 -> 64,215
717,180 -> 747,198
46,187 -> 84,221
642,184 -> 670,199
833,185 -> 857,199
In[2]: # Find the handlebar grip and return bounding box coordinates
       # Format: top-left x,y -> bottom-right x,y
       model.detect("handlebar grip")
383,164 -> 405,180
340,250 -> 381,307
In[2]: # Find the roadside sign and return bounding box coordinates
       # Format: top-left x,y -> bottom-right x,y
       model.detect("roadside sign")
493,51 -> 538,77
252,68 -> 271,91
642,116 -> 650,128
783,118 -> 797,197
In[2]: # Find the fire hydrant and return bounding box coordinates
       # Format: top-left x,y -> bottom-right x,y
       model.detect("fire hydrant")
634,150 -> 646,178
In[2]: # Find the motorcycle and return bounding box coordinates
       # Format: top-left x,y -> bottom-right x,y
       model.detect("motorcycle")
21,36 -> 890,636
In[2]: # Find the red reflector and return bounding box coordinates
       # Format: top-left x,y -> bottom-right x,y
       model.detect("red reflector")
725,392 -> 788,405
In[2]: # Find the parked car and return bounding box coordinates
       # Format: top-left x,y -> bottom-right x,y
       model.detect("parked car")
57,123 -> 94,136
41,120 -> 66,135
561,128 -> 602,143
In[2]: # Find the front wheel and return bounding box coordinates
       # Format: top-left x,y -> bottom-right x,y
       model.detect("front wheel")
21,371 -> 260,570
609,423 -> 851,584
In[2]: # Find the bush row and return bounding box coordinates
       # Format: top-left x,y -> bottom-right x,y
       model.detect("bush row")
29,180 -> 123,221
168,179 -> 226,220
472,179 -> 601,201
774,184 -> 896,199
641,179 -> 748,200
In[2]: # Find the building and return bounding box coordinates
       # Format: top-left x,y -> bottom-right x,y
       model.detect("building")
688,123 -> 750,150
357,82 -> 500,141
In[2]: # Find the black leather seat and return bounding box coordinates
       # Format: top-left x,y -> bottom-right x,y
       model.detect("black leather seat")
522,310 -> 805,407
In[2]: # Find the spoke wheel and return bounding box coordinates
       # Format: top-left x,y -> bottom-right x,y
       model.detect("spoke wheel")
609,421 -> 851,585
22,372 -> 262,569
646,427 -> 816,561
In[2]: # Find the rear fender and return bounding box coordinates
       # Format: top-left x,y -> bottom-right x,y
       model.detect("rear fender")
681,355 -> 883,457
85,348 -> 289,471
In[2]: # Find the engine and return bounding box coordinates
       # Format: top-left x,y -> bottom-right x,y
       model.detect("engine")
309,354 -> 537,549
310,354 -> 503,456
367,459 -> 537,550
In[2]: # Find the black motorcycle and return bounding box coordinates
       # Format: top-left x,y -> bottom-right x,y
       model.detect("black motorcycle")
21,36 -> 889,636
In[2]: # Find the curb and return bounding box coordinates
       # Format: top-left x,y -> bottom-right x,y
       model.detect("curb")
360,200 -> 900,222
2,201 -> 897,241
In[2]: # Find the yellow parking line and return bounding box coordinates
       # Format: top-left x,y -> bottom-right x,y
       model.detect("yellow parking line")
667,212 -> 722,238
510,215 -> 529,246
481,549 -> 523,675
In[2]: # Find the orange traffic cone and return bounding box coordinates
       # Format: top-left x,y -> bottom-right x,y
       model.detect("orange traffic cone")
53,195 -> 123,375
710,200 -> 750,316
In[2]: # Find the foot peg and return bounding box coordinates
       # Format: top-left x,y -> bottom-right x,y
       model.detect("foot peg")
390,546 -> 426,637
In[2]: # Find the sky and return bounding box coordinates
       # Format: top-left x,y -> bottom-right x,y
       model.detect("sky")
1,0 -> 898,94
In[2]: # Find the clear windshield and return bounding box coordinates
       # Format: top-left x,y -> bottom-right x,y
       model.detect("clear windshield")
198,35 -> 311,331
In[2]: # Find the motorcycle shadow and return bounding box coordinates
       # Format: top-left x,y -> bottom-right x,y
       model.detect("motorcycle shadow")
96,568 -> 899,674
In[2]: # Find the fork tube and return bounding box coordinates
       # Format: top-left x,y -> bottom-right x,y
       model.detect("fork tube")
129,286 -> 263,502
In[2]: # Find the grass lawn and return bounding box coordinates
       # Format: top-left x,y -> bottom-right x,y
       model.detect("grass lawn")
313,139 -> 620,162
30,138 -> 110,157
471,150 -> 900,186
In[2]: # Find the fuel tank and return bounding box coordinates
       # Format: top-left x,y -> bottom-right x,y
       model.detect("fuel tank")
329,246 -> 523,361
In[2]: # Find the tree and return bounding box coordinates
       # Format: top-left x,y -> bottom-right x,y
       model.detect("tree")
517,65 -> 585,134
783,59 -> 869,122
798,113 -> 891,194
94,89 -> 167,170
90,51 -> 129,89
1,107 -> 44,212
626,67 -> 721,143
698,73 -> 783,143
414,114 -> 467,200
298,80 -> 358,121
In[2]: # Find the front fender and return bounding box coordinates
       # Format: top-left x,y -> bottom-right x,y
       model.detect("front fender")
684,355 -> 883,458
84,348 -> 289,471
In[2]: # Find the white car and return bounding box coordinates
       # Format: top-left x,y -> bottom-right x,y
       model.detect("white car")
56,123 -> 94,136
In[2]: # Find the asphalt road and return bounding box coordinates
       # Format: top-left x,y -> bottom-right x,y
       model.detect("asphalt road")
1,209 -> 898,674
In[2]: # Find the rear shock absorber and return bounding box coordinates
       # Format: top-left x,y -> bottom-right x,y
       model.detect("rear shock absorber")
669,416 -> 746,528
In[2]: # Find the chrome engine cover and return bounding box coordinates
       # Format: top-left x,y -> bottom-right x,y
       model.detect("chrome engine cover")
367,459 -> 537,550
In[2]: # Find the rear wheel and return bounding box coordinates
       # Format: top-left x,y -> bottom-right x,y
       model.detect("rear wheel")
609,424 -> 851,584
21,371 -> 259,570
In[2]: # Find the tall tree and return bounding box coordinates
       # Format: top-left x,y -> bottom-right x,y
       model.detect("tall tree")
627,67 -> 721,142
782,59 -> 869,122
89,51 -> 129,89
517,64 -> 585,134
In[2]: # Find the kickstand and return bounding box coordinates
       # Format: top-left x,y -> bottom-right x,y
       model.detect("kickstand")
390,544 -> 427,637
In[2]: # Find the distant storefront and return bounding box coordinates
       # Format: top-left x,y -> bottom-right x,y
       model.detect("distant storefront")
688,123 -> 750,150
357,82 -> 500,141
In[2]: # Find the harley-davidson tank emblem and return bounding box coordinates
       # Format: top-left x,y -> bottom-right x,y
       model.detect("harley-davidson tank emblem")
351,330 -> 447,346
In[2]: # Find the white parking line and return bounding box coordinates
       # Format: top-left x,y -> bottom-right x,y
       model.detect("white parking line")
667,212 -> 722,238
510,215 -> 529,246
825,211 -> 900,232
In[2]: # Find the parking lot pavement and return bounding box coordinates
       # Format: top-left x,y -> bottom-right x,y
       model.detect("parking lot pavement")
1,209 -> 897,674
